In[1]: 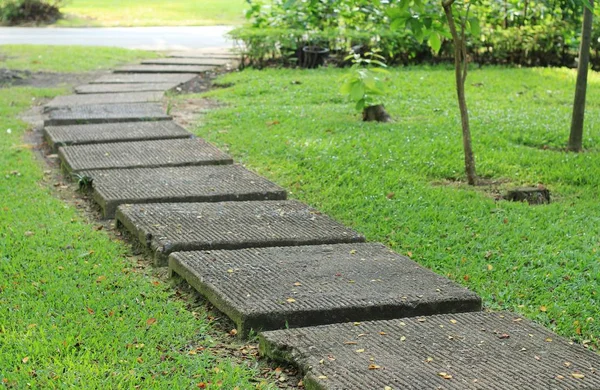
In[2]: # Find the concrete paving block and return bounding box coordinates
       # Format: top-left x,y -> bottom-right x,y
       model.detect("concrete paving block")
44,121 -> 191,152
168,50 -> 238,59
44,103 -> 170,126
75,83 -> 179,94
260,312 -> 600,390
44,92 -> 164,111
169,243 -> 482,335
141,58 -> 233,66
91,73 -> 198,84
114,65 -> 215,74
59,138 -> 232,174
116,200 -> 364,266
90,165 -> 285,219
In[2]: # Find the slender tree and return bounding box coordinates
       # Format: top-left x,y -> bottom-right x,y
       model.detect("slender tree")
443,0 -> 477,185
568,0 -> 594,152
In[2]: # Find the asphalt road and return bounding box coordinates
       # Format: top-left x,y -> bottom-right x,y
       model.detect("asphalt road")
0,26 -> 234,50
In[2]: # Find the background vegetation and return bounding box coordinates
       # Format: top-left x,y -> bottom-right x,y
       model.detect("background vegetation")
232,0 -> 600,68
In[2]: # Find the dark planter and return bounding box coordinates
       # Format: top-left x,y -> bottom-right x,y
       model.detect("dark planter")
301,46 -> 330,68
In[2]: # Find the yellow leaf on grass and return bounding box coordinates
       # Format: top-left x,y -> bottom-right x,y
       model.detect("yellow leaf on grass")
22,357 -> 29,363
146,318 -> 157,326
487,264 -> 493,271
96,275 -> 106,283
540,306 -> 547,312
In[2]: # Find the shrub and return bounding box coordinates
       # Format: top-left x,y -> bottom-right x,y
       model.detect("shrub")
0,0 -> 63,25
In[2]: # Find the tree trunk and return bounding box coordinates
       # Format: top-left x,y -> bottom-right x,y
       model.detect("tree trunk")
362,104 -> 392,122
568,0 -> 594,152
443,1 -> 477,185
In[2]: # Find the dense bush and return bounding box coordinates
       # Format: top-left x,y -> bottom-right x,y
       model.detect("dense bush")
232,0 -> 600,68
0,0 -> 63,25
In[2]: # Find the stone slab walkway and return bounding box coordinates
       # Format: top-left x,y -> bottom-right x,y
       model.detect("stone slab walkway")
45,102 -> 170,126
44,121 -> 191,152
44,91 -> 164,110
169,243 -> 481,335
87,165 -> 286,219
91,73 -> 198,84
59,138 -> 232,173
75,83 -> 180,94
39,49 -> 599,389
142,58 -> 233,66
116,201 -> 365,266
114,64 -> 215,74
260,312 -> 600,389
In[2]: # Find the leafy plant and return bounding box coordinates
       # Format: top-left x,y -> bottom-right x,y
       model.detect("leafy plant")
0,0 -> 64,25
340,50 -> 391,121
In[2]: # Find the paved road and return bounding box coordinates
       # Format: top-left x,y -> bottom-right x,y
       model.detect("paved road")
0,26 -> 234,50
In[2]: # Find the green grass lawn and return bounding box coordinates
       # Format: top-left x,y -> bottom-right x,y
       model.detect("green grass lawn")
188,66 -> 600,351
0,47 -> 274,388
0,45 -> 159,73
56,0 -> 246,27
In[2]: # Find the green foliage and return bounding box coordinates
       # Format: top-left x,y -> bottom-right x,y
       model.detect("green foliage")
340,51 -> 390,111
190,67 -> 600,351
0,0 -> 63,24
235,0 -> 600,68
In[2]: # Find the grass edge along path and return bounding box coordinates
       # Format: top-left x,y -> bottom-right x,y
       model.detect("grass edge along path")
0,52 -> 276,388
186,66 -> 599,352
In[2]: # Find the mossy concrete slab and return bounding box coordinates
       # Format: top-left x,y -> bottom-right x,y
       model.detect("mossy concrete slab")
44,92 -> 164,111
59,138 -> 232,174
90,165 -> 285,220
44,103 -> 170,126
168,50 -> 237,59
91,73 -> 198,84
260,312 -> 600,390
116,200 -> 364,266
75,83 -> 179,94
141,58 -> 233,66
114,65 -> 214,74
169,243 -> 482,336
44,121 -> 191,152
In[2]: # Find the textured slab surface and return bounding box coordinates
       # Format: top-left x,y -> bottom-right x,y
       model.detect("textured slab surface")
141,58 -> 232,66
92,166 -> 285,219
45,92 -> 164,110
75,83 -> 179,94
114,65 -> 214,74
117,201 -> 363,266
44,103 -> 170,126
44,121 -> 191,151
59,138 -> 232,173
168,51 -> 237,59
91,73 -> 197,84
260,312 -> 600,390
169,243 -> 482,335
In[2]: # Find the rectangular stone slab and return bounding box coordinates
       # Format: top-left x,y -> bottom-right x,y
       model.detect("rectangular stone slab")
91,165 -> 285,220
114,65 -> 214,74
44,103 -> 170,126
116,200 -> 364,266
141,58 -> 232,66
75,83 -> 179,94
168,51 -> 237,59
260,312 -> 600,390
91,73 -> 198,84
44,121 -> 191,152
59,138 -> 232,174
44,92 -> 164,111
169,243 -> 482,335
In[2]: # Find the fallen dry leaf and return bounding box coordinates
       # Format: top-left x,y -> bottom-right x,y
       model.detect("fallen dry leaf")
355,349 -> 365,353
317,375 -> 327,380
96,275 -> 106,283
22,357 -> 29,363
229,329 -> 238,336
400,336 -> 406,342
343,341 -> 357,345
146,318 -> 157,326
286,298 -> 296,303
293,282 -> 302,286
450,319 -> 457,324
540,306 -> 547,312
86,307 -> 95,315
572,372 -> 585,379
438,372 -> 453,379
368,364 -> 381,370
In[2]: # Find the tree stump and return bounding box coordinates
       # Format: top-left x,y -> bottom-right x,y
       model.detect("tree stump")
504,187 -> 550,205
362,105 -> 391,122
